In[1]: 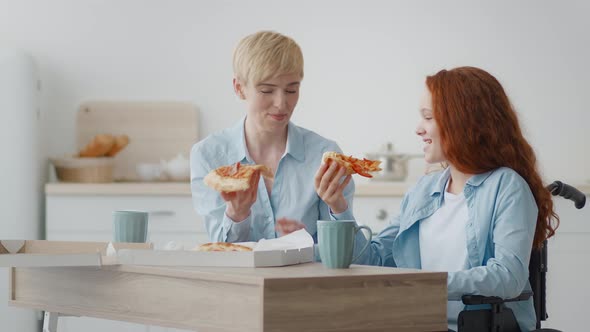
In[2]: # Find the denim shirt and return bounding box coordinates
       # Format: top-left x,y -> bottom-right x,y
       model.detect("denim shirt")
190,117 -> 355,243
348,167 -> 538,331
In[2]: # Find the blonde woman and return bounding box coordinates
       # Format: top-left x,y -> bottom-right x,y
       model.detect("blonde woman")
190,31 -> 354,243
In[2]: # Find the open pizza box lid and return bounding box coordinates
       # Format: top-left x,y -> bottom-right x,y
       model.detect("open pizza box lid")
0,240 -> 152,268
114,229 -> 315,268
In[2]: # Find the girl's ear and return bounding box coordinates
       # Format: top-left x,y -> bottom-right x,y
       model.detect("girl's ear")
233,78 -> 246,100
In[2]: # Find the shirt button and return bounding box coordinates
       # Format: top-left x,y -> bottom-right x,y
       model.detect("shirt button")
465,187 -> 472,195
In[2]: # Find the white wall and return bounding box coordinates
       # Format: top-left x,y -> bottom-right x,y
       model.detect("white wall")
1,0 -> 588,184
1,2 -> 589,331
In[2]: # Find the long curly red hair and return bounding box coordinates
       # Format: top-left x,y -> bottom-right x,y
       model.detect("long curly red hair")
425,66 -> 558,248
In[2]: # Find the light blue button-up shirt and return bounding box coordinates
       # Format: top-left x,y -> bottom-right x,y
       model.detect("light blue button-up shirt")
190,117 -> 355,243
346,167 -> 538,332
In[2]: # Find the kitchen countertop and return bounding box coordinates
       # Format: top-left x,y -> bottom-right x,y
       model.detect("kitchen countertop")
44,181 -> 590,197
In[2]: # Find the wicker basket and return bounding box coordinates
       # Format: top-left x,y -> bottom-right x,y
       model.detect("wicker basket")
50,156 -> 115,183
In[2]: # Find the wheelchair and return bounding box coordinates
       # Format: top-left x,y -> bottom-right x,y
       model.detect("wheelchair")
457,181 -> 586,332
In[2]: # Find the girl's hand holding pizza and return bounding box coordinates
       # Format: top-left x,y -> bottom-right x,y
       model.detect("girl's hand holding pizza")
314,162 -> 351,214
315,152 -> 382,214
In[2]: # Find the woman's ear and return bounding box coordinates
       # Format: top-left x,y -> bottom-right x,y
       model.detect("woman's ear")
233,78 -> 246,100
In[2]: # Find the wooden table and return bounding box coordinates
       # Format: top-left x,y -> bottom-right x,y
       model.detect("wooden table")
9,262 -> 447,332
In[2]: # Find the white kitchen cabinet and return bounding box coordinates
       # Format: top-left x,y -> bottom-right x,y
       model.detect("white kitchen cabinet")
148,328 -> 193,332
46,187 -> 199,332
352,196 -> 402,234
55,318 -> 191,332
539,197 -> 590,331
46,195 -> 208,248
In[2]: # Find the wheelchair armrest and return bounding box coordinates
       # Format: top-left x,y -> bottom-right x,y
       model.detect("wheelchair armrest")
461,291 -> 533,305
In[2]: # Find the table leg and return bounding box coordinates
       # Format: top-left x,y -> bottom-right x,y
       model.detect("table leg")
42,312 -> 59,332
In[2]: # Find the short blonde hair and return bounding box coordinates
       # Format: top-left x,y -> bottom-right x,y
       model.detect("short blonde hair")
233,31 -> 304,85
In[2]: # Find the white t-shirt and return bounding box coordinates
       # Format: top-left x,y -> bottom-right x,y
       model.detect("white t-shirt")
419,184 -> 469,330
419,188 -> 469,271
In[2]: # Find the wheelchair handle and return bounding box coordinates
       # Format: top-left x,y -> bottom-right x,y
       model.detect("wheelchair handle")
547,181 -> 586,209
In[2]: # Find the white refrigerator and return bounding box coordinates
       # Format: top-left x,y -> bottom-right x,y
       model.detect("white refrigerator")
0,48 -> 45,330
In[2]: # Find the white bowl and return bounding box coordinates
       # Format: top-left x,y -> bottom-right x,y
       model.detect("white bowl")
136,163 -> 164,182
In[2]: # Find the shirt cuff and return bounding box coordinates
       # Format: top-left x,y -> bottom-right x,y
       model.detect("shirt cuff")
329,207 -> 354,221
223,212 -> 252,242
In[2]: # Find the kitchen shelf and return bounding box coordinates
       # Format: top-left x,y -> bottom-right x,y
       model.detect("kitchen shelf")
45,182 -> 191,196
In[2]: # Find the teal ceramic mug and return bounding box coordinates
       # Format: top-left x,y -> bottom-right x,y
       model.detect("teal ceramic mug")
112,210 -> 149,243
317,220 -> 372,268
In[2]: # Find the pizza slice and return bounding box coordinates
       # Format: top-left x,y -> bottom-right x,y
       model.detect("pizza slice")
322,151 -> 382,178
194,242 -> 253,252
204,162 -> 273,192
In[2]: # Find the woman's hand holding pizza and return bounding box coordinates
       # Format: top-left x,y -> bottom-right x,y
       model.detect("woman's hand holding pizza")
222,170 -> 260,222
204,162 -> 272,222
314,161 -> 351,214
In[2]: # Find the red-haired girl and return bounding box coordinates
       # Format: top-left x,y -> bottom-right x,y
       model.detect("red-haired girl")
346,67 -> 558,331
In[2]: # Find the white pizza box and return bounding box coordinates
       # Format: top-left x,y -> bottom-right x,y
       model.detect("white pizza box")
115,247 -> 313,267
0,230 -> 314,268
114,229 -> 315,268
0,240 -> 151,268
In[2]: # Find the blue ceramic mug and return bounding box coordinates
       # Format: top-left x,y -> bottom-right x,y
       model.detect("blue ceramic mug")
112,210 -> 149,243
317,220 -> 372,268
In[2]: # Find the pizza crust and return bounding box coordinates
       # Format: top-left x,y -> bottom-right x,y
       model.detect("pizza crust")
322,151 -> 356,175
204,163 -> 273,193
194,242 -> 254,252
204,172 -> 250,192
